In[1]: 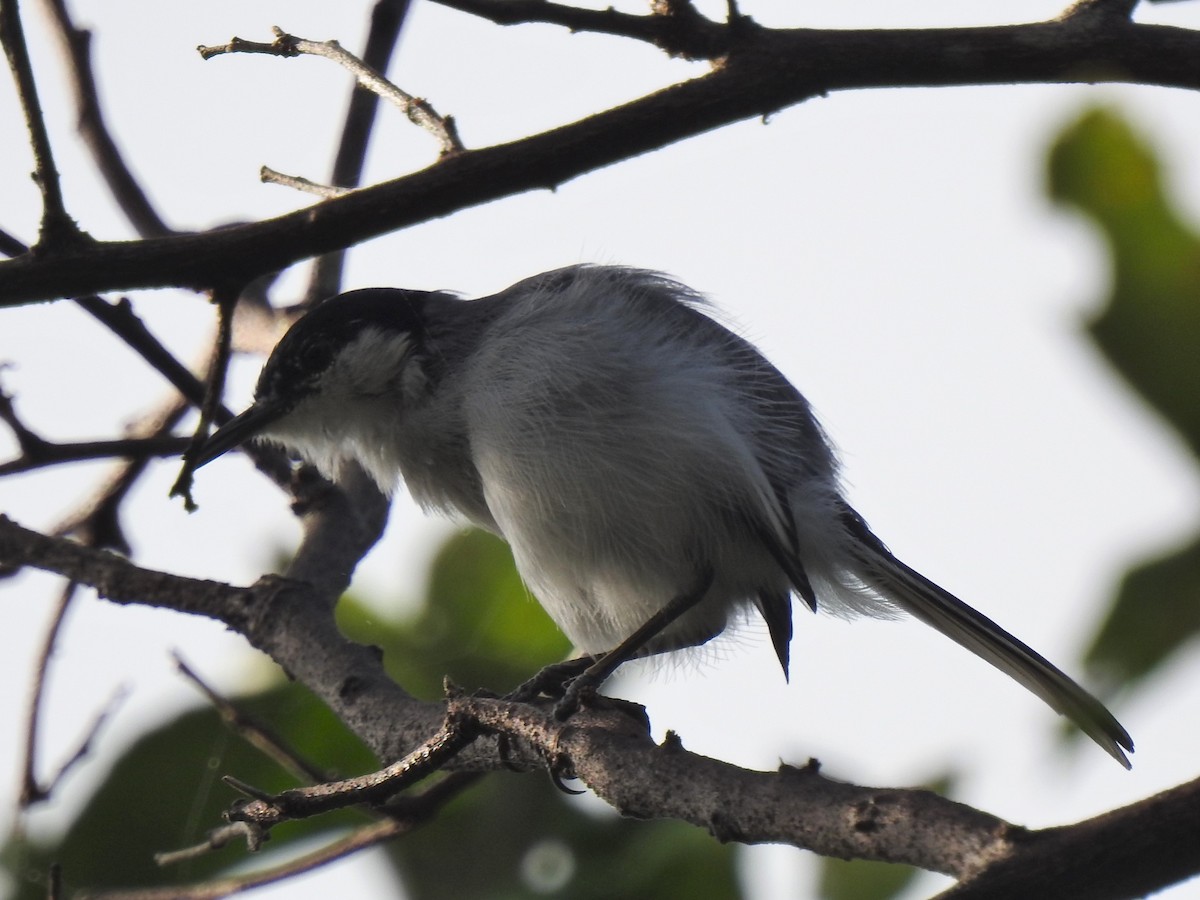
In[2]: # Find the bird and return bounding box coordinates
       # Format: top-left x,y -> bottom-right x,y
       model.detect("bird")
191,264 -> 1133,767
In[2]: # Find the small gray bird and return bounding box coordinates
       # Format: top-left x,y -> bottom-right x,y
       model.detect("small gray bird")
192,264 -> 1132,766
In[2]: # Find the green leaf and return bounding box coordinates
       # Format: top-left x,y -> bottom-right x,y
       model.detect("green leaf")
1047,106 -> 1200,460
1047,107 -> 1200,688
3,683 -> 379,899
389,773 -> 740,900
1086,537 -> 1200,683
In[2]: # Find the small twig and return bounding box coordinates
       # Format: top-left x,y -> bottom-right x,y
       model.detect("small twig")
39,684 -> 129,801
153,821 -> 264,867
651,0 -> 700,17
221,776 -> 275,804
172,284 -> 242,510
226,707 -> 480,826
429,0 -> 734,59
82,817 -> 409,900
20,581 -> 77,807
173,653 -> 332,785
198,26 -> 464,156
1062,0 -> 1140,21
0,224 -> 28,256
0,434 -> 191,477
21,581 -> 129,807
81,295 -> 213,408
260,166 -> 350,199
0,0 -> 86,249
307,0 -> 414,304
0,381 -> 50,456
38,0 -> 172,238
52,397 -> 192,555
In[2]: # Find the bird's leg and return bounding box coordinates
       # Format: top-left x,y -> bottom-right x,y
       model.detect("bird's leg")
553,566 -> 715,720
504,655 -> 597,703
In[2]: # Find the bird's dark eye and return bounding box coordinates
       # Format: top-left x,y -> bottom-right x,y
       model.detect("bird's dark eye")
296,339 -> 334,376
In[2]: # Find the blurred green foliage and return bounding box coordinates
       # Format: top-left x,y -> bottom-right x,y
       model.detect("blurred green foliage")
1047,108 -> 1200,688
3,529 -> 739,899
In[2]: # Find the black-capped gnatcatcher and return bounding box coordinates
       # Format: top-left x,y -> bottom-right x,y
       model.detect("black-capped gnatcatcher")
192,265 -> 1133,766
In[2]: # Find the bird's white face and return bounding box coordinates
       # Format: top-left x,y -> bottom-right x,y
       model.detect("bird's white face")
192,288 -> 439,489
254,326 -> 429,493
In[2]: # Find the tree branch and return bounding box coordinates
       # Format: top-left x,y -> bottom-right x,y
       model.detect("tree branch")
307,0 -> 414,304
939,776 -> 1200,898
81,818 -> 412,900
4,513 -> 1198,896
37,0 -> 173,238
431,0 -> 736,58
0,0 -> 86,249
197,26 -> 462,157
0,430 -> 190,476
261,166 -> 350,200
2,16 -> 1197,307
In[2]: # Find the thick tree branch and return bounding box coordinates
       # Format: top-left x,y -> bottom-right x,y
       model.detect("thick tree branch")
3,513 -> 1198,896
0,512 -> 443,760
939,775 -> 1200,898
2,17 -> 1198,305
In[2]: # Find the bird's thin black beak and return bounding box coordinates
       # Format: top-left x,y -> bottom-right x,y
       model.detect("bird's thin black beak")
189,401 -> 286,469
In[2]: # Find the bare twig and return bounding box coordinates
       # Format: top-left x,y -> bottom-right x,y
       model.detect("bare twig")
21,580 -> 129,807
173,653 -> 331,785
260,167 -> 350,200
430,0 -> 734,58
0,0 -> 86,248
53,396 -> 191,554
0,224 -> 28,256
226,706 -> 479,826
1063,0 -> 1141,21
38,0 -> 172,238
19,581 -> 77,807
36,684 -> 129,802
0,433 -> 191,476
83,817 -> 407,900
197,27 -> 463,157
0,382 -> 49,457
171,284 -> 242,510
153,821 -> 265,867
308,0 -> 414,303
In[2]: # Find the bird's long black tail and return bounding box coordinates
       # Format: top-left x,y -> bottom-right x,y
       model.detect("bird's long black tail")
841,509 -> 1133,768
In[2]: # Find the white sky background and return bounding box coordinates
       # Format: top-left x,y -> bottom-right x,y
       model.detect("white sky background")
2,1 -> 1200,898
